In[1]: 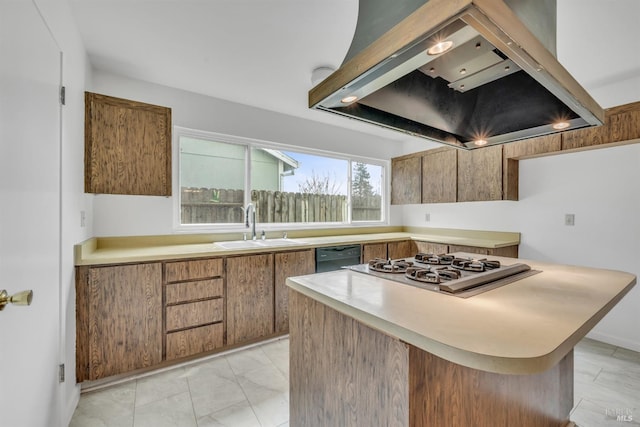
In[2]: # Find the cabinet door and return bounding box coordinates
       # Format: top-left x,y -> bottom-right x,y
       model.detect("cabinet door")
227,254 -> 274,345
448,245 -> 518,258
422,148 -> 457,203
457,145 -> 503,202
415,242 -> 449,255
85,92 -> 172,196
387,240 -> 413,259
391,155 -> 421,204
362,243 -> 387,261
274,250 -> 315,333
86,263 -> 162,380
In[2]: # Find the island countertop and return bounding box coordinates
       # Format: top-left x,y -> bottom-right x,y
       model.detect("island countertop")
286,253 -> 636,375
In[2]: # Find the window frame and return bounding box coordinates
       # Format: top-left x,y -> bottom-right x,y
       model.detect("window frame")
173,126 -> 389,232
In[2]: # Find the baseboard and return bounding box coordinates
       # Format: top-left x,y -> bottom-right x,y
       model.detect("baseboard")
62,386 -> 80,427
586,331 -> 640,353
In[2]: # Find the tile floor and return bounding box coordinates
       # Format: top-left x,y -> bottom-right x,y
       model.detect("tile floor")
70,337 -> 639,427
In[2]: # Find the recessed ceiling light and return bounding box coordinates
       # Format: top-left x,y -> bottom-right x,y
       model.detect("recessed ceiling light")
473,139 -> 488,146
341,95 -> 358,104
427,40 -> 453,56
552,121 -> 570,130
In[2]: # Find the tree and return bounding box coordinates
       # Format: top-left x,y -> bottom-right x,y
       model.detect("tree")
352,162 -> 374,197
297,170 -> 341,195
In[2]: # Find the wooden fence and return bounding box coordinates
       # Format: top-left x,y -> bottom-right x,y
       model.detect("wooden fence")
181,187 -> 381,223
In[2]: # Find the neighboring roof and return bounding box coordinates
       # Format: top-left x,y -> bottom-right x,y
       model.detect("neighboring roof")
260,148 -> 300,169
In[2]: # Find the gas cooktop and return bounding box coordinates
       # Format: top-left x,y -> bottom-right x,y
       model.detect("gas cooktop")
346,253 -> 539,298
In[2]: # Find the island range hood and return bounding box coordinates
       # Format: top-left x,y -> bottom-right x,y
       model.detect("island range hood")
309,0 -> 604,149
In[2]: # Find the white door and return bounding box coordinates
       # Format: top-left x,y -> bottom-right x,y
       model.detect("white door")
0,1 -> 62,426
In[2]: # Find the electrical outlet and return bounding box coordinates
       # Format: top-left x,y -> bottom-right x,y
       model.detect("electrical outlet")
564,213 -> 575,226
80,210 -> 86,227
425,213 -> 431,222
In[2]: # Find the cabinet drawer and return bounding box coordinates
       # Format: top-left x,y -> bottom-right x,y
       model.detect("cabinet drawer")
165,258 -> 223,282
166,298 -> 224,331
166,278 -> 223,304
166,323 -> 224,361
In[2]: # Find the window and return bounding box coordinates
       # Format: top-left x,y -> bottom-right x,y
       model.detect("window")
175,127 -> 387,229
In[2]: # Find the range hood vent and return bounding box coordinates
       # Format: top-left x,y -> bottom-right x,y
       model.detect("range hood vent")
309,0 -> 604,149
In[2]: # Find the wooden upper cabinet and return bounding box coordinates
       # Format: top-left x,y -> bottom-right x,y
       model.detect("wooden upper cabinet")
562,101 -> 640,151
422,147 -> 457,203
457,145 -> 503,202
391,154 -> 421,205
85,92 -> 172,196
502,134 -> 561,200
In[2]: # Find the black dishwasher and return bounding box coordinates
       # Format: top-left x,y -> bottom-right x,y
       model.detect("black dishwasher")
315,245 -> 362,273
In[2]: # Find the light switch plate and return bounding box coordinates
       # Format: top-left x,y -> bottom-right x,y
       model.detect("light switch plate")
564,213 -> 575,226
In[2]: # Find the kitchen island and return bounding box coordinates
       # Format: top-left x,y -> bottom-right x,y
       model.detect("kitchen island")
286,254 -> 636,427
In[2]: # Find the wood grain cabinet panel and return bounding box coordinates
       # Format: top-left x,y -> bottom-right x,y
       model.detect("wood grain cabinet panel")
457,145 -> 503,202
562,102 -> 640,151
166,323 -> 224,361
166,299 -> 224,332
449,244 -> 519,258
421,148 -> 457,203
78,263 -> 162,381
415,241 -> 449,255
84,92 -> 172,196
227,254 -> 275,345
362,242 -> 387,261
391,155 -> 421,205
388,240 -> 413,259
165,258 -> 223,283
165,278 -> 223,305
274,250 -> 315,334
503,134 -> 561,200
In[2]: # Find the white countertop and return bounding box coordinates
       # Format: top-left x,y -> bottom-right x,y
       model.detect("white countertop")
74,228 -> 520,265
286,253 -> 636,375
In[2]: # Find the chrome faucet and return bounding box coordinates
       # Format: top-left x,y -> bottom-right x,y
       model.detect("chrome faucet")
245,203 -> 257,240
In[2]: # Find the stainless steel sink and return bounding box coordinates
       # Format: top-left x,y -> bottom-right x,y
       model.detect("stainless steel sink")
214,238 -> 307,250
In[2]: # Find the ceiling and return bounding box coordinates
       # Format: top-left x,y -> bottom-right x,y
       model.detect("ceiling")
70,0 -> 640,145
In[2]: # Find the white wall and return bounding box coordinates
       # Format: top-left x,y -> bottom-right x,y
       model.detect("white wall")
89,70 -> 406,236
34,0 -> 92,425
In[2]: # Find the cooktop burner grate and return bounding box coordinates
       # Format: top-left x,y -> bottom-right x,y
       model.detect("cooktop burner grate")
347,253 -> 538,298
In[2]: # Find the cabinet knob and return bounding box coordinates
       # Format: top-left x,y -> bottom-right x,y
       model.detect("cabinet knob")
0,289 -> 33,311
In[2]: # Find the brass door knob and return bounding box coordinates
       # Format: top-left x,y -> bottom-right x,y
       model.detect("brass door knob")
0,289 -> 33,311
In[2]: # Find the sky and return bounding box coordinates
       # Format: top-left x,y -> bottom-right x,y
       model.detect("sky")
281,151 -> 382,195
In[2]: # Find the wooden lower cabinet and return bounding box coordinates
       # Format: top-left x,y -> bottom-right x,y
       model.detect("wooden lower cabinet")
414,241 -> 449,254
388,240 -> 413,259
76,263 -> 163,382
166,323 -> 224,361
363,240 -> 413,261
226,253 -> 275,346
449,244 -> 519,258
274,250 -> 315,333
362,242 -> 387,261
163,258 -> 225,361
290,291 -> 573,427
